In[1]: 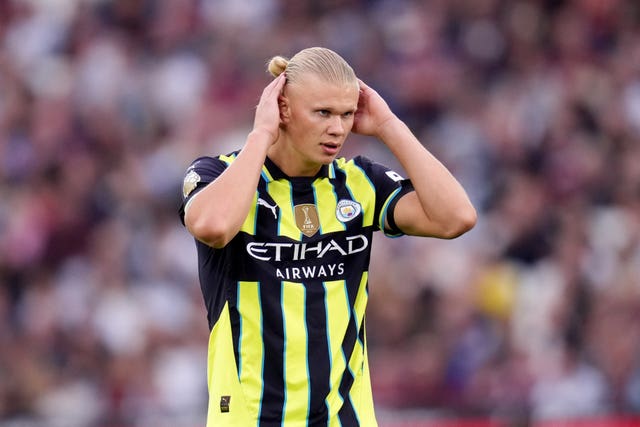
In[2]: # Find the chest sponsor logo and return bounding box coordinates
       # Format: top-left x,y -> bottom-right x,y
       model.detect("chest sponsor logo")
246,234 -> 369,280
246,234 -> 368,262
295,204 -> 319,237
336,199 -> 361,223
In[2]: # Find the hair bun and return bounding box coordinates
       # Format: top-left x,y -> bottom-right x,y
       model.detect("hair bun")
267,56 -> 289,77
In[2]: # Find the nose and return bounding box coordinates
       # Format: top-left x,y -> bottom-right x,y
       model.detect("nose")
327,115 -> 346,136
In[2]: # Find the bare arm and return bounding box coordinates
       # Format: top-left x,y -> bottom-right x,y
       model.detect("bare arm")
184,74 -> 287,248
353,80 -> 477,239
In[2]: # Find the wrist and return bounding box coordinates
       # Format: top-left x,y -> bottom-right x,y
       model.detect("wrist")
249,128 -> 278,146
376,116 -> 406,143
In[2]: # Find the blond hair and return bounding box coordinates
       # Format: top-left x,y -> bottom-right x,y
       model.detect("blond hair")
267,47 -> 357,88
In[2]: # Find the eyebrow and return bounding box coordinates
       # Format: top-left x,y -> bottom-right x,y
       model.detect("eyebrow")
315,105 -> 357,114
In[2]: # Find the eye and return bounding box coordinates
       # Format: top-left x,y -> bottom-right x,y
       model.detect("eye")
342,111 -> 354,118
317,109 -> 330,117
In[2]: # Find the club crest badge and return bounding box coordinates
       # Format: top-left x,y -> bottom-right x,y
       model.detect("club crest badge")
295,204 -> 320,237
336,199 -> 361,223
182,169 -> 201,198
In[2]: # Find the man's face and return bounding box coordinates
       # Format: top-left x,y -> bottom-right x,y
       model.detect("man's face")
280,73 -> 359,174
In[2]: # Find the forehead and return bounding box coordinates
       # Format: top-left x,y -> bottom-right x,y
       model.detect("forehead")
287,73 -> 359,109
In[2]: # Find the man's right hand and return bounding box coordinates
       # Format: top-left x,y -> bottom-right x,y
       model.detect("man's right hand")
252,73 -> 287,144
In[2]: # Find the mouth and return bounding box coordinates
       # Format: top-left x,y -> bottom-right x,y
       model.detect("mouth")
320,142 -> 341,155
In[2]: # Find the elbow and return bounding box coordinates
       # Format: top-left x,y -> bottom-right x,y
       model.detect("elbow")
185,213 -> 235,248
441,205 -> 477,239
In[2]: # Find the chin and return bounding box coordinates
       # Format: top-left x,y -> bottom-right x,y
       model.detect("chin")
322,150 -> 342,162
320,155 -> 338,165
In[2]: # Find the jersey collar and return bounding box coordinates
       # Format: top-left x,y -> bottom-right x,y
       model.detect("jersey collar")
262,156 -> 335,183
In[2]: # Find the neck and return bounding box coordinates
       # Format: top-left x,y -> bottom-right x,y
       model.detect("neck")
267,140 -> 322,177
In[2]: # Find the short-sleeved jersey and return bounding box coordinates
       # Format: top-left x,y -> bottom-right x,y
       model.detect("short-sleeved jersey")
180,152 -> 413,427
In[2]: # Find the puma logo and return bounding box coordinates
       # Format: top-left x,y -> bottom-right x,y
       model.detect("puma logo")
257,198 -> 278,219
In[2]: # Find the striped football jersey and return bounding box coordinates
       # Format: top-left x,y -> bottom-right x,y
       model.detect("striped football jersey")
180,153 -> 413,426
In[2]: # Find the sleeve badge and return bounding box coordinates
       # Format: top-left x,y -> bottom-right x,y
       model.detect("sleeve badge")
182,169 -> 201,198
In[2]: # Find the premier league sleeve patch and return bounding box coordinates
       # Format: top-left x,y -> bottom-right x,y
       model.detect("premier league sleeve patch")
182,168 -> 201,198
336,199 -> 362,223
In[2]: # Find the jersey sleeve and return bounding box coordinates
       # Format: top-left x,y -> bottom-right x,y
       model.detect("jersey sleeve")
178,155 -> 230,225
353,155 -> 414,236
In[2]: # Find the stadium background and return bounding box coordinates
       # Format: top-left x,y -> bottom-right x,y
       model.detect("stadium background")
1,0 -> 640,426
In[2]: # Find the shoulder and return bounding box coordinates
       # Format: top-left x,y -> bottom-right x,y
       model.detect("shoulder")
334,155 -> 376,174
188,151 -> 240,170
336,156 -> 405,183
181,151 -> 240,199
185,151 -> 241,178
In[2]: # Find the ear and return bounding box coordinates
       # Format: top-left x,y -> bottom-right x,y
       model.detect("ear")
279,95 -> 291,124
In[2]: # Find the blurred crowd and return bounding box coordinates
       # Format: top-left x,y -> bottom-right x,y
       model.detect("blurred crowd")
1,0 -> 640,426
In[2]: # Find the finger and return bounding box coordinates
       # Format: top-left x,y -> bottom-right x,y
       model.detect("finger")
256,74 -> 287,115
273,73 -> 287,96
264,73 -> 287,97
